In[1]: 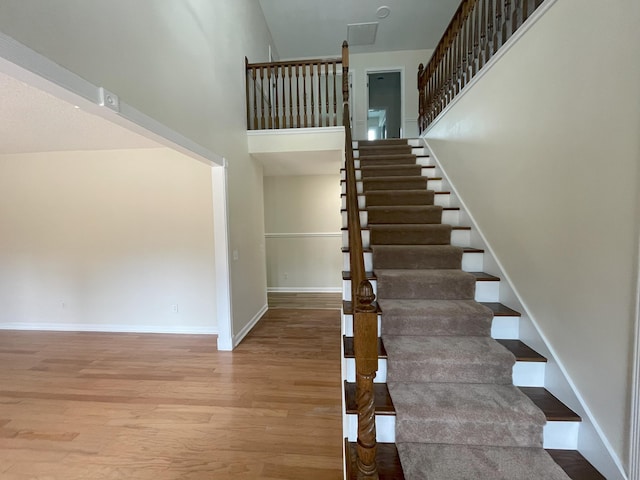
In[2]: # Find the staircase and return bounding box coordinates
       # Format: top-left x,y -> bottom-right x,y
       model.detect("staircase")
340,139 -> 605,479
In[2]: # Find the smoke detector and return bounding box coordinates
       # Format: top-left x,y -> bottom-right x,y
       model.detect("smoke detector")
376,6 -> 391,19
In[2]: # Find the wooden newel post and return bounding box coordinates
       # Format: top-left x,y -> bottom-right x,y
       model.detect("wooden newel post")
354,280 -> 378,480
342,41 -> 350,104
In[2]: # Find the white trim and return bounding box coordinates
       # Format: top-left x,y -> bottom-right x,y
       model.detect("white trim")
232,304 -> 268,348
212,162 -> 234,352
0,323 -> 217,335
365,67 -> 405,139
247,126 -> 344,136
424,0 -> 560,136
264,232 -> 341,238
423,138 -> 628,480
0,31 -> 222,167
267,287 -> 342,293
630,221 -> 640,480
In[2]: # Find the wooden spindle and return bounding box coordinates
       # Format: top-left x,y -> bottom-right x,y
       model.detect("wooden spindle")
487,0 -> 494,59
324,63 -> 329,127
522,0 -> 529,22
259,66 -> 266,129
472,0 -> 480,78
266,66 -> 273,129
479,0 -> 487,68
333,61 -> 337,126
252,67 -> 259,130
494,0 -> 502,50
310,64 -> 315,127
288,65 -> 294,128
295,65 -> 301,127
302,64 -> 308,128
512,0 -> 521,34
503,0 -> 511,44
273,66 -> 280,129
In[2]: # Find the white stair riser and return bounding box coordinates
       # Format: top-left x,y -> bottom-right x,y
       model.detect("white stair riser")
341,179 -> 443,195
340,209 -> 460,229
543,421 -> 579,450
342,251 -> 482,273
346,414 -> 578,446
491,316 -> 520,339
434,193 -> 451,207
344,358 -> 543,388
342,228 -> 469,249
343,312 -> 519,340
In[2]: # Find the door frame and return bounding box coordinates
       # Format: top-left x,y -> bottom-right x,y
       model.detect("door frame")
364,67 -> 405,139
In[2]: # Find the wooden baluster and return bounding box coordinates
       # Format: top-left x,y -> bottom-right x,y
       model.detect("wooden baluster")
487,0 -> 494,60
302,64 -> 308,128
274,66 -> 280,129
309,63 -> 315,127
267,66 -> 273,129
493,0 -> 502,50
512,0 -> 521,34
472,0 -> 480,79
333,61 -> 337,126
479,0 -> 487,68
288,65 -> 294,128
503,0 -> 511,44
467,2 -> 475,82
259,66 -> 266,129
295,64 -> 301,127
324,63 -> 329,127
316,62 -> 321,127
252,67 -> 259,130
522,0 -> 529,23
354,281 -> 378,480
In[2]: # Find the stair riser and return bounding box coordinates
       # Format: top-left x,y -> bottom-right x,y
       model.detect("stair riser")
342,278 -> 499,302
341,228 -> 471,249
340,168 -> 437,181
340,191 -> 449,210
342,250 -> 483,272
342,312 -> 520,341
344,358 -> 545,387
355,139 -> 421,148
354,154 -> 432,167
340,209 -> 458,227
341,178 -> 443,194
345,414 -> 574,447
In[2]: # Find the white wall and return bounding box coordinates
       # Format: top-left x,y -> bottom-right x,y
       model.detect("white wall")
425,0 -> 640,471
0,1 -> 277,338
350,49 -> 433,140
264,175 -> 342,291
0,148 -> 217,333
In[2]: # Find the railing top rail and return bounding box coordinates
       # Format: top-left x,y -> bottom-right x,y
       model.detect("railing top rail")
247,57 -> 342,69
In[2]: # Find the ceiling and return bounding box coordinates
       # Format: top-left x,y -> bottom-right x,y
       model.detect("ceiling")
0,71 -> 160,155
258,0 -> 460,59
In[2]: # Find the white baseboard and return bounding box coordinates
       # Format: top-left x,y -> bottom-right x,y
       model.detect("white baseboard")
267,287 -> 342,293
232,303 -> 268,348
0,323 -> 218,335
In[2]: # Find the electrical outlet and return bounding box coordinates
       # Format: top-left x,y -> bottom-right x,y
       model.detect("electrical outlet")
233,250 -> 239,261
171,304 -> 179,313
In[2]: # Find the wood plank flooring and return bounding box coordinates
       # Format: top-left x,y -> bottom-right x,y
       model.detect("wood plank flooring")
0,308 -> 343,479
267,292 -> 342,310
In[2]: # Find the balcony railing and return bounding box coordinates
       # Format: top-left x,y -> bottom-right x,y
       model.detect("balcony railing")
245,56 -> 345,130
418,0 -> 545,132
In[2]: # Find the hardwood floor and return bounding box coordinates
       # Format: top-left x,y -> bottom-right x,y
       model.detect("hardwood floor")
0,308 -> 343,479
267,292 -> 342,310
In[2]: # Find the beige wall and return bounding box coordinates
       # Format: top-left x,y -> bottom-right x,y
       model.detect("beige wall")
264,175 -> 342,290
0,148 -> 216,333
350,49 -> 433,140
425,0 -> 640,470
0,1 -> 276,336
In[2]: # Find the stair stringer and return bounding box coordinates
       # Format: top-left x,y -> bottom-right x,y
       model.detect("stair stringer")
420,137 -> 627,480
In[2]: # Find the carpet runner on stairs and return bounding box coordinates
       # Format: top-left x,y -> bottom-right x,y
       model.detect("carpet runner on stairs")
359,139 -> 571,480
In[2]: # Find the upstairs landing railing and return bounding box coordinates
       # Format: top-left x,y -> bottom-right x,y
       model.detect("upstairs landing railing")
245,55 -> 344,130
418,0 -> 545,132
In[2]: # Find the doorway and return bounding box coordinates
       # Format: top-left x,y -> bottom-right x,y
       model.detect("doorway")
367,71 -> 402,140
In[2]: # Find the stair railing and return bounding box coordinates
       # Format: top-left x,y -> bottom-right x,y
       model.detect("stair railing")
418,0 -> 545,132
245,55 -> 344,130
341,41 -> 379,479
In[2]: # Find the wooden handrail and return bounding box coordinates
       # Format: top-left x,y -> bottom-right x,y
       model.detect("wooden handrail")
246,55 -> 344,130
418,0 -> 543,132
342,40 -> 379,479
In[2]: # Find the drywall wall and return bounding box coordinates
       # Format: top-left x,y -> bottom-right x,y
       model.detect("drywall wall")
350,49 -> 433,140
0,1 -> 276,339
264,175 -> 342,291
425,0 -> 640,471
0,148 -> 216,333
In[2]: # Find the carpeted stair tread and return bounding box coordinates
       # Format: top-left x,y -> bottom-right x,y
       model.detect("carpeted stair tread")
359,155 -> 418,166
367,205 -> 443,224
382,335 -> 515,384
363,176 -> 430,191
358,144 -> 413,154
372,244 -> 463,269
379,298 -> 493,336
376,269 -> 477,300
397,443 -> 571,480
361,165 -> 422,177
388,382 -> 546,447
358,138 -> 409,146
370,223 -> 452,245
365,189 -> 435,206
